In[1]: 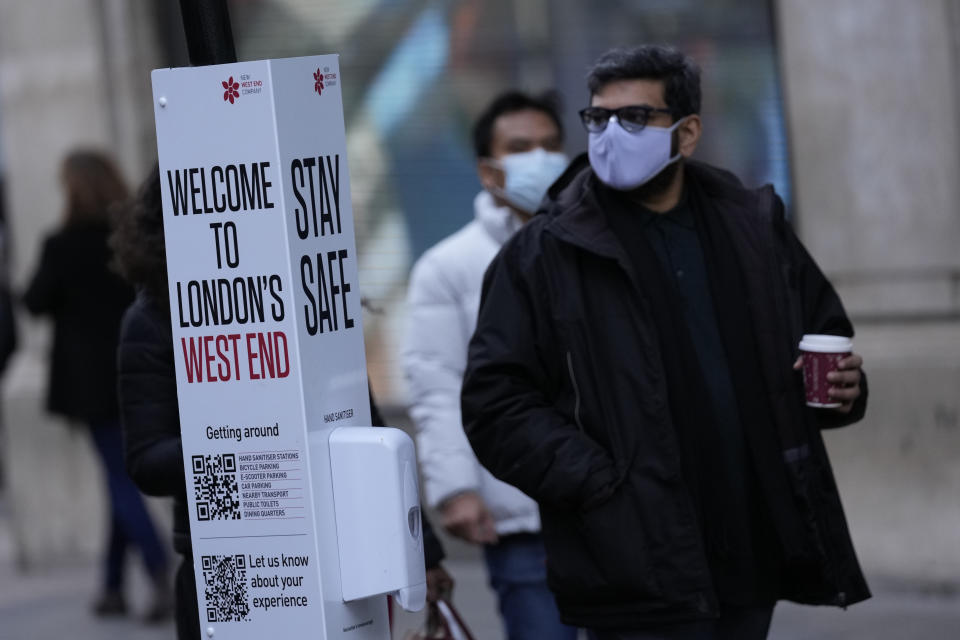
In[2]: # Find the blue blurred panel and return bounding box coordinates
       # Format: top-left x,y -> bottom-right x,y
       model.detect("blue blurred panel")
232,0 -> 792,253
363,6 -> 450,137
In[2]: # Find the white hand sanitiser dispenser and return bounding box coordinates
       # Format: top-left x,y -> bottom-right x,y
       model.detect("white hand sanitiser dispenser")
328,427 -> 427,611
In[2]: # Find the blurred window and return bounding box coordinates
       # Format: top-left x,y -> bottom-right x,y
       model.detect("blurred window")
220,0 -> 790,400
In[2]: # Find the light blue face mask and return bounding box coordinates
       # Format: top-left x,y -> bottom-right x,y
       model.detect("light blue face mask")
588,117 -> 685,191
489,148 -> 569,214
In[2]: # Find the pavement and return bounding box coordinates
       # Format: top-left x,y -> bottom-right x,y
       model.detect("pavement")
1,496 -> 958,640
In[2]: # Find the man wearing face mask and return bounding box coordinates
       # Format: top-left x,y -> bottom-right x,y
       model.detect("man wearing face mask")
462,46 -> 869,640
402,91 -> 573,640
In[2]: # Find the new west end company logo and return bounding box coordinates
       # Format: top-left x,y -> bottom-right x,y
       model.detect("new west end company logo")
313,67 -> 338,96
222,76 -> 240,103
221,73 -> 264,104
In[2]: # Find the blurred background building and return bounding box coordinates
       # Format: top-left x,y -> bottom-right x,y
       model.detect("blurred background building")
0,0 -> 957,625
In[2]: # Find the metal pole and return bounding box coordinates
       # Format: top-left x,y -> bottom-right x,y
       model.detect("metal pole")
178,0 -> 237,66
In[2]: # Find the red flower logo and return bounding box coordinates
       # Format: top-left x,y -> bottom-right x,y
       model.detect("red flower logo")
222,76 -> 240,104
313,69 -> 324,96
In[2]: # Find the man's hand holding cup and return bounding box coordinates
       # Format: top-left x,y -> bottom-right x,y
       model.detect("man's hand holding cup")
793,335 -> 863,414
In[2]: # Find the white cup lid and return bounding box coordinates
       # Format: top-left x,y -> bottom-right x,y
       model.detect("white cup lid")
799,334 -> 853,353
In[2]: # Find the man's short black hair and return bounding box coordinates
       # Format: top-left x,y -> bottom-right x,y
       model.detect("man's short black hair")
472,90 -> 563,158
587,45 -> 701,118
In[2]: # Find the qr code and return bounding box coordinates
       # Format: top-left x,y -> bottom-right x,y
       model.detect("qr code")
192,454 -> 241,521
201,554 -> 250,622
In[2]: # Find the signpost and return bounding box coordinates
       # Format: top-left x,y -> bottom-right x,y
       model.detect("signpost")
152,55 -> 422,639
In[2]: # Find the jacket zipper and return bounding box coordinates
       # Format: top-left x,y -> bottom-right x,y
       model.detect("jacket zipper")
566,351 -> 584,432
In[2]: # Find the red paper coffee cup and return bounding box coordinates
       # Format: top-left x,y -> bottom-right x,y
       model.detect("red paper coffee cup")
799,334 -> 853,408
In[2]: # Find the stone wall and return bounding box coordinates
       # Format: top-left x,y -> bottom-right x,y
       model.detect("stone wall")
776,0 -> 960,588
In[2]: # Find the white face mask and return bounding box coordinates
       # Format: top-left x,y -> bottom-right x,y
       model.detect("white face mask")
588,117 -> 684,191
487,148 -> 569,214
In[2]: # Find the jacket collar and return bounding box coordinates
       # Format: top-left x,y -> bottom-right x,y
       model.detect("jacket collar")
474,190 -> 523,246
540,153 -> 625,261
540,153 -> 762,258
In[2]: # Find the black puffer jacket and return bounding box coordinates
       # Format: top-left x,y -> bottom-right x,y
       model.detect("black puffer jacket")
118,292 -> 446,568
118,292 -> 191,552
462,158 -> 869,629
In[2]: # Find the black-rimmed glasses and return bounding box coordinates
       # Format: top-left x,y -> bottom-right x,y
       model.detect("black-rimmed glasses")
578,105 -> 675,133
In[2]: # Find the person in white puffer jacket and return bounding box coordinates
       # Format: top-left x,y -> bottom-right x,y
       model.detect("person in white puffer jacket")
403,91 -> 574,640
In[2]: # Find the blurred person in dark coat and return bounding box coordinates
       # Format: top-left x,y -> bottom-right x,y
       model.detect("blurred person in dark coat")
23,150 -> 170,620
112,169 -> 450,640
112,170 -> 200,639
0,177 -> 16,377
0,177 -> 18,489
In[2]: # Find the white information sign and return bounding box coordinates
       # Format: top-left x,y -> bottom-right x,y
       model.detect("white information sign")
152,55 -> 389,639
